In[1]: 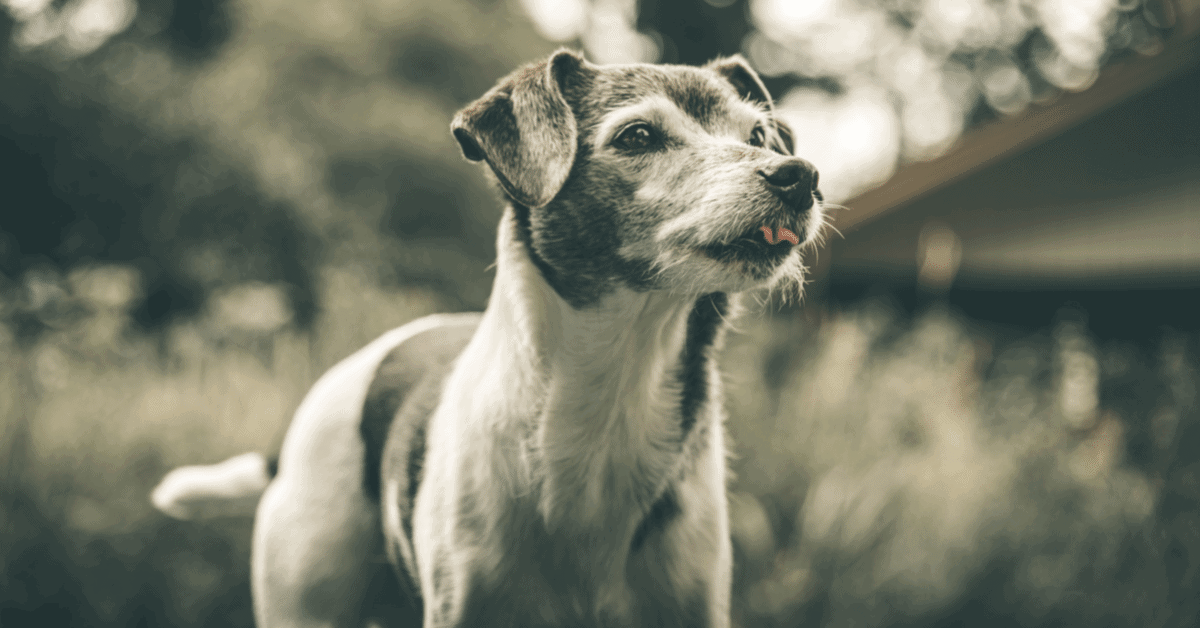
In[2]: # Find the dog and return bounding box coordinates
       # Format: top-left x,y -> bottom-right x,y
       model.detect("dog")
151,48 -> 825,628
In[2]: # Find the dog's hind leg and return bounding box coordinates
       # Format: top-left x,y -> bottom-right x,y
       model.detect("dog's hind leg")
249,321 -> 448,628
251,384 -> 383,628
253,471 -> 384,628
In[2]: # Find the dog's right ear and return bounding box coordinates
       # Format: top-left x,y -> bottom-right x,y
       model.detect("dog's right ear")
708,55 -> 794,156
708,55 -> 774,108
451,50 -> 591,208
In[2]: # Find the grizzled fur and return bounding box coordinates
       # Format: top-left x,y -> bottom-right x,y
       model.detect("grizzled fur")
154,49 -> 826,628
452,52 -> 819,309
398,49 -> 826,627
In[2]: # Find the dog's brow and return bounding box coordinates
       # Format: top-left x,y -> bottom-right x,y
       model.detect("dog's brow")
728,97 -> 768,128
663,75 -> 733,127
594,96 -> 696,145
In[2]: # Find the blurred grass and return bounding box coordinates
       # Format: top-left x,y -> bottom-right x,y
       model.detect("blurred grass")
718,301 -> 1198,628
2,263 -> 1198,627
0,264 -> 453,627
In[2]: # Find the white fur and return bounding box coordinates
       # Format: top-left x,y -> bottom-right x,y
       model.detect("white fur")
251,312 -> 480,628
151,452 -> 270,520
592,95 -> 821,300
410,211 -> 733,626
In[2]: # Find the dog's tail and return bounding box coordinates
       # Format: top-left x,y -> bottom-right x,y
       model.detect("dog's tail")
150,452 -> 277,520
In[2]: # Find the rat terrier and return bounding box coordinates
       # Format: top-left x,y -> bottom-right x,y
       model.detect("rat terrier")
151,48 -> 825,628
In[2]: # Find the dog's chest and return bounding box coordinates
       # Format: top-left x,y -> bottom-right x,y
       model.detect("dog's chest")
441,326 -> 720,626
532,299 -> 701,526
409,271 -> 732,626
452,482 -> 714,628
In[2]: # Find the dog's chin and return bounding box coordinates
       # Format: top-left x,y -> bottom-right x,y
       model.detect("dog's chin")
698,224 -> 804,283
640,218 -> 815,296
650,237 -> 803,296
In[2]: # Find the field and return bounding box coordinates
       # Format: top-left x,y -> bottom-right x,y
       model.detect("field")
2,264 -> 1196,627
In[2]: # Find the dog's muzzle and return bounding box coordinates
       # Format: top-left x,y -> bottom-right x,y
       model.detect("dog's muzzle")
698,157 -> 819,272
758,158 -> 819,212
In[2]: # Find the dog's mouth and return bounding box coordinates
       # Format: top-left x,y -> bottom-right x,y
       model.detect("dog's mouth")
700,223 -> 803,268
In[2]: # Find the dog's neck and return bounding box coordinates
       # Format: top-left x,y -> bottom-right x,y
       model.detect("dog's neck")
455,207 -> 729,535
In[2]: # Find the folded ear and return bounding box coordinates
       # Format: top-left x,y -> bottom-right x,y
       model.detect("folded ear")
451,49 -> 591,208
708,55 -> 773,106
707,55 -> 794,156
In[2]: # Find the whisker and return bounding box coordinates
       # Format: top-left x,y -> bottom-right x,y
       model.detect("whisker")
825,223 -> 846,241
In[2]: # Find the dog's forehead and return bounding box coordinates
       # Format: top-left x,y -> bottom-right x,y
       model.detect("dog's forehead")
583,64 -> 757,130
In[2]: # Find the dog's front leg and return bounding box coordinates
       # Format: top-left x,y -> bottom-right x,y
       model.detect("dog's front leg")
630,443 -> 734,628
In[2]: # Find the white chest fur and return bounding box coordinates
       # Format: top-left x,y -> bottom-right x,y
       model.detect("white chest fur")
536,289 -> 696,529
408,210 -> 732,626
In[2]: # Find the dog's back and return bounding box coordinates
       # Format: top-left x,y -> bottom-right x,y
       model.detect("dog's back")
153,312 -> 480,627
258,312 -> 482,627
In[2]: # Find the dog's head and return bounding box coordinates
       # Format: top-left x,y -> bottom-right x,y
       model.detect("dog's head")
452,49 -> 824,307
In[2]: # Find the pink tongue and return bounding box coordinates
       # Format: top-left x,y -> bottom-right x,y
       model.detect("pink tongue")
760,226 -> 799,246
760,226 -> 776,244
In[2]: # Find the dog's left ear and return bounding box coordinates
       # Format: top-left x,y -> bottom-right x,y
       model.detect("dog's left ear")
708,55 -> 794,156
451,49 -> 591,208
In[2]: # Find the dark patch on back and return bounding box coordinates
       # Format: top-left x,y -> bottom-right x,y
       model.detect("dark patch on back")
369,317 -> 479,605
678,292 -> 728,437
404,422 -> 427,534
359,316 -> 481,501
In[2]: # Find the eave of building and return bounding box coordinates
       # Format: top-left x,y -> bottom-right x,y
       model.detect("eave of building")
821,3 -> 1200,291
836,4 -> 1200,235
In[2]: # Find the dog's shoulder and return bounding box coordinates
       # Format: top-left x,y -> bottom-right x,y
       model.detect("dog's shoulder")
359,313 -> 482,501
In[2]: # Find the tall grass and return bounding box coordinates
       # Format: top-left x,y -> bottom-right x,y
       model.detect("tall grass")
0,263 -> 451,627
722,302 -> 1199,628
1,265 -> 1197,627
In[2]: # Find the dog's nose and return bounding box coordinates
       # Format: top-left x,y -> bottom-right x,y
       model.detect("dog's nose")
758,159 -> 819,210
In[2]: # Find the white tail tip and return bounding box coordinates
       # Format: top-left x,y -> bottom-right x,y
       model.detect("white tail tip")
151,452 -> 271,520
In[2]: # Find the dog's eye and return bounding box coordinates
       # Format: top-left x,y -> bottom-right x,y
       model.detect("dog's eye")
748,124 -> 768,148
613,124 -> 660,151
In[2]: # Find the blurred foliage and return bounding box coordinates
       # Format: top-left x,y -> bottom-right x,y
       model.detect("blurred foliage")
1,0 -> 555,339
522,0 -> 1184,201
2,0 -> 1199,627
2,271 -> 1198,626
1,261 -> 454,627
722,302 -> 1199,627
